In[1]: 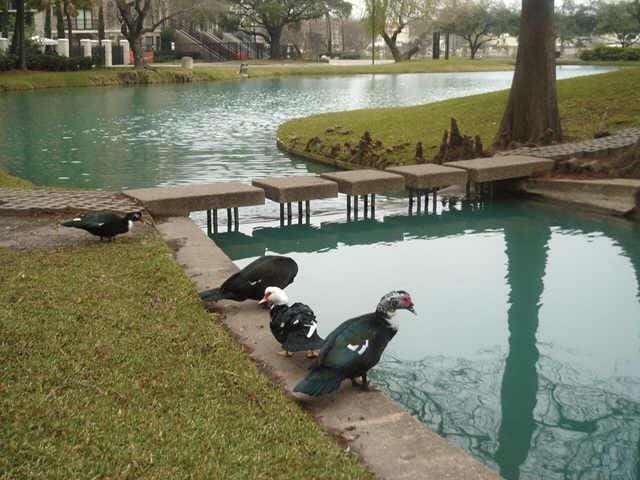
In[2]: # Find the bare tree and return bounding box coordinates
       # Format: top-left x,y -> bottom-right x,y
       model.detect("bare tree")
438,0 -> 517,59
323,0 -> 351,55
595,1 -> 640,48
495,0 -> 561,147
114,0 -> 213,68
226,0 -> 326,59
341,17 -> 369,53
365,0 -> 436,62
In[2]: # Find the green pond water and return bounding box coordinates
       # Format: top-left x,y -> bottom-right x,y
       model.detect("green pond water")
0,66 -> 614,192
215,199 -> 640,480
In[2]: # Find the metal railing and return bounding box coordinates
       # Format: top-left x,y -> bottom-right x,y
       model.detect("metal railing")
177,29 -> 225,61
190,29 -> 237,60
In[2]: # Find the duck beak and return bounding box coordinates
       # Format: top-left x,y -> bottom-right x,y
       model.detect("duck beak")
408,305 -> 416,315
258,295 -> 268,305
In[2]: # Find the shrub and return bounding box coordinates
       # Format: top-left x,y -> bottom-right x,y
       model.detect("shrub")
0,52 -> 18,71
154,51 -> 202,63
579,45 -> 640,61
339,51 -> 364,60
24,53 -> 93,71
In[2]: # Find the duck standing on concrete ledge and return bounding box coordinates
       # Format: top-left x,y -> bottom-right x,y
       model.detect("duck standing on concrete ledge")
259,286 -> 324,358
294,290 -> 416,397
199,255 -> 298,302
61,211 -> 143,242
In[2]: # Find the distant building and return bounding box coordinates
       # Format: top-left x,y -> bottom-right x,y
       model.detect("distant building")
4,0 -> 163,51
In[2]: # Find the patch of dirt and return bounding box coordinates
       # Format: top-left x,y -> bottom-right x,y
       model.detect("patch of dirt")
551,139 -> 640,180
0,212 -> 155,250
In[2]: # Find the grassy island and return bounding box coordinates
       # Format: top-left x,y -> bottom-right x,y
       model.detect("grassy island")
277,66 -> 640,168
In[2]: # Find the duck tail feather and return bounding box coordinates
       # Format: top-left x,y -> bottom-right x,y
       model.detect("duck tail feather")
61,220 -> 81,228
293,367 -> 343,397
282,333 -> 325,353
199,288 -> 223,302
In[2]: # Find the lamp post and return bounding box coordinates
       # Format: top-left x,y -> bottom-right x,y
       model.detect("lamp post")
371,0 -> 375,65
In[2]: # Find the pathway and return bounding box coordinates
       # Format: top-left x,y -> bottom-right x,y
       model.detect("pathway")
0,188 -> 140,215
506,126 -> 640,159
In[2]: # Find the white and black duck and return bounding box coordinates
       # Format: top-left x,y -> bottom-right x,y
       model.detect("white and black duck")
61,211 -> 143,242
259,286 -> 324,358
199,255 -> 298,302
293,290 -> 416,397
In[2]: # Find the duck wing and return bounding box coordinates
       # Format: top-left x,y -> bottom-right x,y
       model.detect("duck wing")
220,256 -> 298,301
62,212 -> 110,229
61,212 -> 124,237
316,314 -> 376,374
273,303 -> 324,352
293,314 -> 375,397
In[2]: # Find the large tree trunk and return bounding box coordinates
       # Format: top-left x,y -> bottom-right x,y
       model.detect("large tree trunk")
494,0 -> 561,147
381,32 -> 402,62
269,26 -> 283,59
55,1 -> 65,39
131,35 -> 145,68
45,4 -> 52,38
325,12 -> 332,55
16,0 -> 26,70
64,0 -> 73,49
468,40 -> 478,59
444,31 -> 450,59
1,0 -> 7,38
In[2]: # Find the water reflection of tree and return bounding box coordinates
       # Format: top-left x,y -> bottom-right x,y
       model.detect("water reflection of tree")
492,221 -> 549,479
372,219 -> 640,480
373,354 -> 640,480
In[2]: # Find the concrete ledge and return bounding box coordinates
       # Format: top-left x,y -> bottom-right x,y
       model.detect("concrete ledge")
444,155 -> 554,183
524,178 -> 640,215
156,216 -> 501,480
386,164 -> 468,190
125,182 -> 265,217
251,176 -> 338,203
320,169 -> 405,195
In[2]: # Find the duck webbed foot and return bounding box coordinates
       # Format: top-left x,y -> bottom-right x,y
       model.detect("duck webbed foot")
277,350 -> 293,357
306,349 -> 319,359
351,374 -> 375,391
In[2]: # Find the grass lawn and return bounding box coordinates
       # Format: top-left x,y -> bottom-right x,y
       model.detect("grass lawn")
0,58 -> 518,91
277,65 -> 640,166
0,168 -> 371,478
0,231 -> 373,479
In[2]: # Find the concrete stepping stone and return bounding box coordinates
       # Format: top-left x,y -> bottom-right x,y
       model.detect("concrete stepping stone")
444,155 -> 554,197
125,182 -> 265,233
320,169 -> 405,220
386,164 -> 468,212
251,175 -> 338,226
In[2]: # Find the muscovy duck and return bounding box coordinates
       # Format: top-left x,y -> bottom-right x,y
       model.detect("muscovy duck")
259,286 -> 324,358
199,255 -> 298,302
293,290 -> 416,397
61,211 -> 143,242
